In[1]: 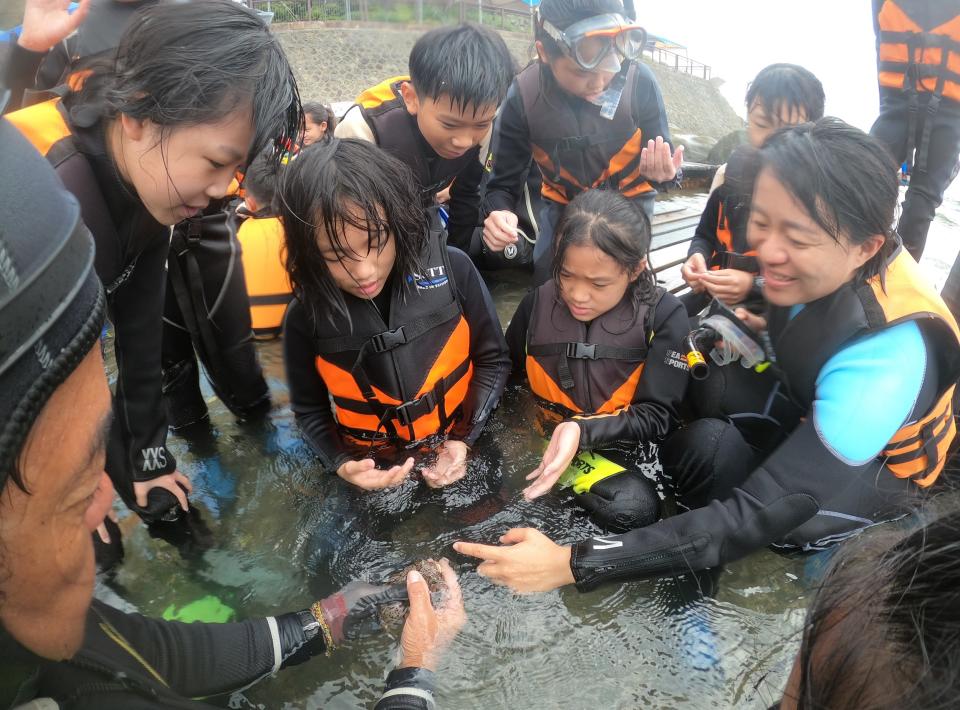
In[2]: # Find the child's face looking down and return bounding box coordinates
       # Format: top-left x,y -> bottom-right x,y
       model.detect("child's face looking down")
747,100 -> 808,148
558,243 -> 643,322
317,205 -> 397,300
536,41 -> 618,102
400,83 -> 497,160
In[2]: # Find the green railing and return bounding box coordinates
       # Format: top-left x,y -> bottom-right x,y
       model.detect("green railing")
248,0 -> 535,32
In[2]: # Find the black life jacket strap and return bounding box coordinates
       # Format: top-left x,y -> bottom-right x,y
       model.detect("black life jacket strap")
333,358 -> 471,439
916,47 -> 951,172
528,341 -> 648,390
315,301 -> 461,354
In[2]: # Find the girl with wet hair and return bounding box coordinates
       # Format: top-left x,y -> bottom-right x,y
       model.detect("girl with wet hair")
504,189 -> 689,532
455,118 -> 960,596
784,507 -> 960,709
481,0 -> 681,285
4,0 -> 302,525
280,138 -> 509,491
303,101 -> 337,145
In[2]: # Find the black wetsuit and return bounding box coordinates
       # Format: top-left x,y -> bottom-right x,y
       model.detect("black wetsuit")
284,247 -> 510,471
482,60 -> 674,285
12,92 -> 182,519
0,600 -> 433,709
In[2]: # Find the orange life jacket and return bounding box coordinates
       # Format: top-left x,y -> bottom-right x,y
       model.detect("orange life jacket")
877,0 -> 960,103
516,62 -> 652,205
768,249 -> 960,486
237,214 -> 292,338
525,280 -> 660,416
312,230 -> 472,443
710,199 -> 758,273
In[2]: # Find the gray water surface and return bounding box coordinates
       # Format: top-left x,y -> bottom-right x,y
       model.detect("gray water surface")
100,192 -> 960,709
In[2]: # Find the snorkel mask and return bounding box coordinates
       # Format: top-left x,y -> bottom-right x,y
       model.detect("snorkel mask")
539,12 -> 647,73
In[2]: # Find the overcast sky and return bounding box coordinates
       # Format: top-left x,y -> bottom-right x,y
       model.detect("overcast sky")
641,1 -> 879,131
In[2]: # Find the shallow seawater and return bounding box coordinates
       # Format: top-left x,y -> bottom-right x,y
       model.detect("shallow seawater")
100,191 -> 960,709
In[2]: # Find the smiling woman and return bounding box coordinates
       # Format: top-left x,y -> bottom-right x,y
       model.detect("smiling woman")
3,0 -> 301,526
456,119 -> 960,618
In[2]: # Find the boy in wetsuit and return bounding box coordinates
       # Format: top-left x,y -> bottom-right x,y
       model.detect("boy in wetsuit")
335,23 -> 516,252
681,63 -> 825,314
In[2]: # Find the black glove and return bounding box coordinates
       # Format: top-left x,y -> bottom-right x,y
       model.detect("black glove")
575,470 -> 660,533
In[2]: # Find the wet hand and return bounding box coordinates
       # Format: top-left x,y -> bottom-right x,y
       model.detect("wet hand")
421,440 -> 468,489
734,307 -> 767,333
699,269 -> 754,304
337,457 -> 413,490
19,0 -> 90,52
399,559 -> 466,670
523,421 -> 580,500
482,210 -> 518,252
639,137 -> 683,183
133,470 -> 192,512
681,253 -> 708,292
317,580 -> 409,647
454,528 -> 575,593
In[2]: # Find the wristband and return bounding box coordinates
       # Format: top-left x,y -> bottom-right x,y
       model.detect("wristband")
310,601 -> 335,655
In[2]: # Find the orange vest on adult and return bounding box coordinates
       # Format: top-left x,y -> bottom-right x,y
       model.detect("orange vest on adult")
877,0 -> 960,103
525,280 -> 660,416
312,230 -> 473,443
516,62 -> 652,205
237,215 -> 292,337
768,249 -> 960,486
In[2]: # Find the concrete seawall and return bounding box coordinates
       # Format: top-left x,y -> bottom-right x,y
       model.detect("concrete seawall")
274,23 -> 744,153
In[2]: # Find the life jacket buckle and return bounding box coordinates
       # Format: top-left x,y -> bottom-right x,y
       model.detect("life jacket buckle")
371,326 -> 407,353
186,219 -> 203,245
566,342 -> 598,359
394,391 -> 437,427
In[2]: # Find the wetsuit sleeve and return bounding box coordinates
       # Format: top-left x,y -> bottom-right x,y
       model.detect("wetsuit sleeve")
283,299 -> 352,472
813,321 -> 926,463
687,188 -> 722,261
1,41 -> 45,114
109,233 -> 177,481
574,293 -> 689,449
375,668 -> 437,709
569,324 -> 932,591
447,247 -> 510,445
482,82 -> 532,216
82,600 -> 329,699
504,290 -> 535,374
446,150 -> 485,252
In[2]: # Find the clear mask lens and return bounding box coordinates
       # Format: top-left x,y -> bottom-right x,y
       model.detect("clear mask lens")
616,28 -> 646,60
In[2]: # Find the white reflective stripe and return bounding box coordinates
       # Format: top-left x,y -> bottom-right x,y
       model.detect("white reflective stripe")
379,687 -> 436,707
265,616 -> 282,674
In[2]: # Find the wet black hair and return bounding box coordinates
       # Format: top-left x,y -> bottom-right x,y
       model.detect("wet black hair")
242,148 -> 279,212
408,23 -> 516,113
278,139 -> 428,328
758,117 -> 899,282
68,0 -> 302,167
793,508 -> 960,709
303,101 -> 337,136
746,63 -> 825,126
552,189 -> 658,319
536,0 -> 626,58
